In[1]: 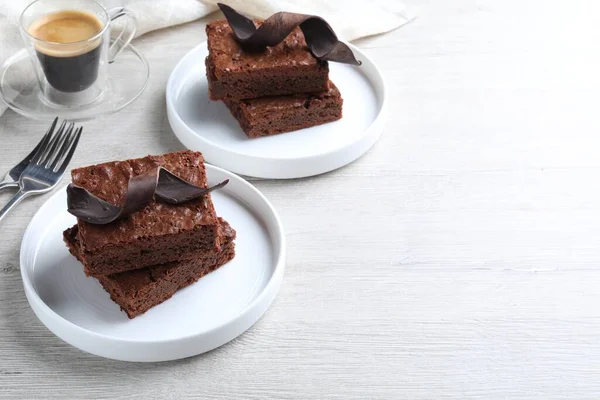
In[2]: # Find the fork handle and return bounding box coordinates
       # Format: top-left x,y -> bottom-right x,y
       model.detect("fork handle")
0,181 -> 19,191
0,190 -> 30,224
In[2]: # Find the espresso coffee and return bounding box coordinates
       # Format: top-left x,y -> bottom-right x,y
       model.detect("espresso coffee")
28,10 -> 103,93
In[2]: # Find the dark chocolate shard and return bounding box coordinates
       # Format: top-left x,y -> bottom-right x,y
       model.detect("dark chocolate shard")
218,3 -> 361,66
67,167 -> 228,225
67,185 -> 123,225
155,169 -> 229,204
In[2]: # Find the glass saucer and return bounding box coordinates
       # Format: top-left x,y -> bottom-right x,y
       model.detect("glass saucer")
0,43 -> 149,121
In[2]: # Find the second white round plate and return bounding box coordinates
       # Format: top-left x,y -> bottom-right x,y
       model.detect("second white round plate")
166,42 -> 387,179
20,165 -> 285,362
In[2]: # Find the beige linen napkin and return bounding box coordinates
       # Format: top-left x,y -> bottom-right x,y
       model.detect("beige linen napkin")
199,0 -> 415,41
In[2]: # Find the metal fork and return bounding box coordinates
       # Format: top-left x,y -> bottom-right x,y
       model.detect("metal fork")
0,117 -> 59,191
0,121 -> 82,224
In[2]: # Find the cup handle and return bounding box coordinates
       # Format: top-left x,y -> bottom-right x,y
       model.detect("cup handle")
107,7 -> 137,64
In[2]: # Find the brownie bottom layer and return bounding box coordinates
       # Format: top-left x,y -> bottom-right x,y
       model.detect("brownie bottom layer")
64,219 -> 236,319
223,80 -> 343,138
99,243 -> 235,319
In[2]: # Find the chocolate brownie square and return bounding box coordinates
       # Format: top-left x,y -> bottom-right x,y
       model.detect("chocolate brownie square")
71,151 -> 221,276
206,19 -> 329,100
223,81 -> 343,138
64,218 -> 236,319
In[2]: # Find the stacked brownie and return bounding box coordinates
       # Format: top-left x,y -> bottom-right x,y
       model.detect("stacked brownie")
63,151 -> 236,318
206,19 -> 343,138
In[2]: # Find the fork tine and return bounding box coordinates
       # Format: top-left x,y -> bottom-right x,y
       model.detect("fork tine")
25,117 -> 58,162
38,120 -> 67,166
43,122 -> 73,168
49,123 -> 77,171
46,123 -> 74,169
29,118 -> 61,165
55,127 -> 82,174
32,120 -> 66,165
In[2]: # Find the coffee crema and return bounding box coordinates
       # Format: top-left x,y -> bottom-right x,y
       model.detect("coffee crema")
28,10 -> 102,43
28,10 -> 104,93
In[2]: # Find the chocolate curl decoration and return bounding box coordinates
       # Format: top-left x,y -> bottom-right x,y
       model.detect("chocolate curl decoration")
67,167 -> 229,225
218,3 -> 361,66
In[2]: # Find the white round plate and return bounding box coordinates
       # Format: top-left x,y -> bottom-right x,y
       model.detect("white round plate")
20,165 -> 285,362
0,43 -> 149,122
166,42 -> 387,179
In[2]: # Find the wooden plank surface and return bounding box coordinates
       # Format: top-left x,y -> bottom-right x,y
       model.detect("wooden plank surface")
2,0 -> 600,398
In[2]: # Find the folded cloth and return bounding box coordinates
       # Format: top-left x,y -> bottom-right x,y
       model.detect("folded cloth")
0,0 -> 414,116
199,0 -> 415,41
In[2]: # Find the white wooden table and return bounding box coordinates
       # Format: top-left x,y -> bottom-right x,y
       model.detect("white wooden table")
2,1 -> 600,398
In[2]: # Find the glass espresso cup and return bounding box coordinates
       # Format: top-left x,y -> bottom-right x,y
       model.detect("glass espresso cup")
19,0 -> 136,107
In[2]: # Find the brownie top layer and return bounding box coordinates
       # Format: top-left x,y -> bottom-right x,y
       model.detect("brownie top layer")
72,150 -> 218,250
149,218 -> 236,281
206,19 -> 323,74
236,81 -> 340,114
64,218 -> 236,294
